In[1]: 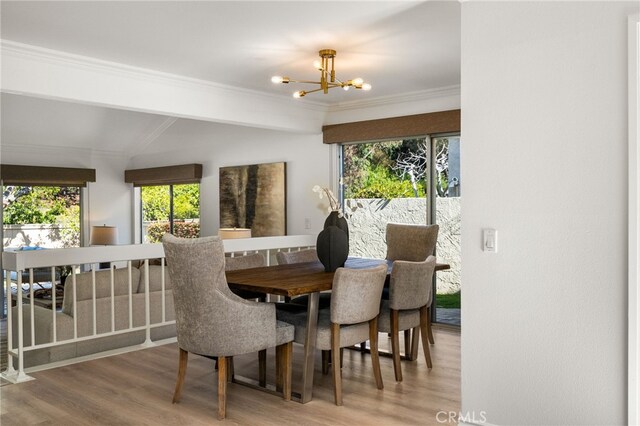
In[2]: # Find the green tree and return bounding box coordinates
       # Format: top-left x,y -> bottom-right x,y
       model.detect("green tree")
173,184 -> 200,219
141,186 -> 170,221
141,184 -> 199,221
3,186 -> 79,224
342,138 -> 428,199
2,185 -> 80,248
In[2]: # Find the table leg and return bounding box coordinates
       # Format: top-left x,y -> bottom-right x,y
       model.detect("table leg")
301,291 -> 320,403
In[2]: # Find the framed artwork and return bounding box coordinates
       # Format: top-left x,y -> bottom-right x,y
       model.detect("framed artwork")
219,162 -> 286,237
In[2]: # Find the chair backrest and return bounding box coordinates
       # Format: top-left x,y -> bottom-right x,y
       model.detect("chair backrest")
385,223 -> 439,262
225,253 -> 265,271
388,256 -> 436,311
276,248 -> 318,265
330,264 -> 387,325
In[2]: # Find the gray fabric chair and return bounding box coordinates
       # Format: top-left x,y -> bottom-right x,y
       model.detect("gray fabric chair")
224,252 -> 271,386
378,256 -> 437,382
162,234 -> 294,420
275,249 -> 318,265
385,222 -> 439,346
276,264 -> 387,405
385,222 -> 439,262
225,253 -> 267,301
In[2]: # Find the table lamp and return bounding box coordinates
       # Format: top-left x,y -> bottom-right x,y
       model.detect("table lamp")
90,225 -> 118,268
218,227 -> 251,239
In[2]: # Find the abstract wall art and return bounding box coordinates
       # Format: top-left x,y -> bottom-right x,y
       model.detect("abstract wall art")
219,162 -> 286,237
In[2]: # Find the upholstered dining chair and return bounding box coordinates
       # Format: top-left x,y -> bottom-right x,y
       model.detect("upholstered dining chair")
225,253 -> 267,301
275,248 -> 318,265
385,222 -> 439,347
378,256 -> 437,382
276,264 -> 387,406
162,234 -> 294,420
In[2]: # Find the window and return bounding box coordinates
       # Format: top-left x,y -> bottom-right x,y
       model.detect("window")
140,183 -> 200,243
2,185 -> 81,249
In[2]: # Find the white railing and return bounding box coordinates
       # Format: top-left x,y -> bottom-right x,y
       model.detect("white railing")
1,235 -> 316,383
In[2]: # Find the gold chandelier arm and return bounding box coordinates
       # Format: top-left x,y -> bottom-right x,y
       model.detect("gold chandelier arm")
287,78 -> 322,85
300,87 -> 326,95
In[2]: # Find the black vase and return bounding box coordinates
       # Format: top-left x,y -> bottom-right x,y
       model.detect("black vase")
323,211 -> 349,242
316,211 -> 349,272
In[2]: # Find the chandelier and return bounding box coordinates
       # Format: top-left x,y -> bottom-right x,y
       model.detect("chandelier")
271,49 -> 371,98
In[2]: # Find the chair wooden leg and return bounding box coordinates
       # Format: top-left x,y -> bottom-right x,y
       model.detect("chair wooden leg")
258,349 -> 267,387
369,318 -> 383,390
322,350 -> 330,375
340,348 -> 344,368
360,341 -> 367,352
390,309 -> 402,382
331,323 -> 343,406
227,357 -> 234,383
427,306 -> 435,344
410,327 -> 420,361
172,348 -> 188,403
420,306 -> 433,369
404,329 -> 411,358
276,345 -> 283,392
281,342 -> 292,401
217,356 -> 227,420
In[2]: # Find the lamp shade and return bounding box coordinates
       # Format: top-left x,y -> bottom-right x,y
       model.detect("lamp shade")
90,225 -> 118,245
218,228 -> 251,239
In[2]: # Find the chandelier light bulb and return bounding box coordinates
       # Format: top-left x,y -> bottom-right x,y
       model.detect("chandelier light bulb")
343,85 -> 350,91
352,77 -> 364,86
362,83 -> 372,91
271,76 -> 284,84
313,60 -> 323,70
293,90 -> 306,98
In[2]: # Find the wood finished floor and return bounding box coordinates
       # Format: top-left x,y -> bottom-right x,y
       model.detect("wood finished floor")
0,327 -> 460,425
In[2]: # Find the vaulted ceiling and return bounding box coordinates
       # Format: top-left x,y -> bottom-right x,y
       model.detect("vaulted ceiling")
0,1 -> 461,156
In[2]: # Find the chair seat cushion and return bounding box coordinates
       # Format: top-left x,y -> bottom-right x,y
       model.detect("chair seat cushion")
276,306 -> 370,351
289,292 -> 332,308
276,320 -> 295,345
377,300 -> 420,333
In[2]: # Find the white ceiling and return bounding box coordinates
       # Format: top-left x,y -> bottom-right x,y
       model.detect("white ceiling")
0,1 -> 461,153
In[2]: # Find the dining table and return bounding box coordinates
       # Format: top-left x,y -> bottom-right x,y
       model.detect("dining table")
225,257 -> 450,403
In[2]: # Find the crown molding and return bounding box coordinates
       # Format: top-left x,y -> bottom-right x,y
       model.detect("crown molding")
327,85 -> 461,113
0,39 -> 329,114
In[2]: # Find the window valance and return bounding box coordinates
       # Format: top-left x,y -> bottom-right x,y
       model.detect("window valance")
0,164 -> 96,187
322,109 -> 460,144
124,164 -> 202,187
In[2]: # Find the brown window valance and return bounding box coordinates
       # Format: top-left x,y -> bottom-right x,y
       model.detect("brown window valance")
322,109 -> 460,144
124,164 -> 202,187
0,164 -> 96,187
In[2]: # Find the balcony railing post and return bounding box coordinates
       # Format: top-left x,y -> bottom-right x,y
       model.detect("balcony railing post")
142,259 -> 154,347
3,273 -> 16,377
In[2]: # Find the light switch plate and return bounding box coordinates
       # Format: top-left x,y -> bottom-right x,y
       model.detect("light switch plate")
483,228 -> 497,252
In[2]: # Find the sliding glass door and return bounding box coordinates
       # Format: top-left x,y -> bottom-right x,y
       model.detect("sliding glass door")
340,134 -> 461,326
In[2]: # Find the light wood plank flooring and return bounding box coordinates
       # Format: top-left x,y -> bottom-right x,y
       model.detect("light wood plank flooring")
0,327 -> 460,425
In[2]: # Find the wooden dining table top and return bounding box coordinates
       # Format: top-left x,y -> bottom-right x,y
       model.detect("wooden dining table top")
225,257 -> 450,298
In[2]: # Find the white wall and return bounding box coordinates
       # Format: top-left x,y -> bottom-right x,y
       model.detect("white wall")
0,144 -> 132,244
461,2 -> 638,425
127,120 -> 330,238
